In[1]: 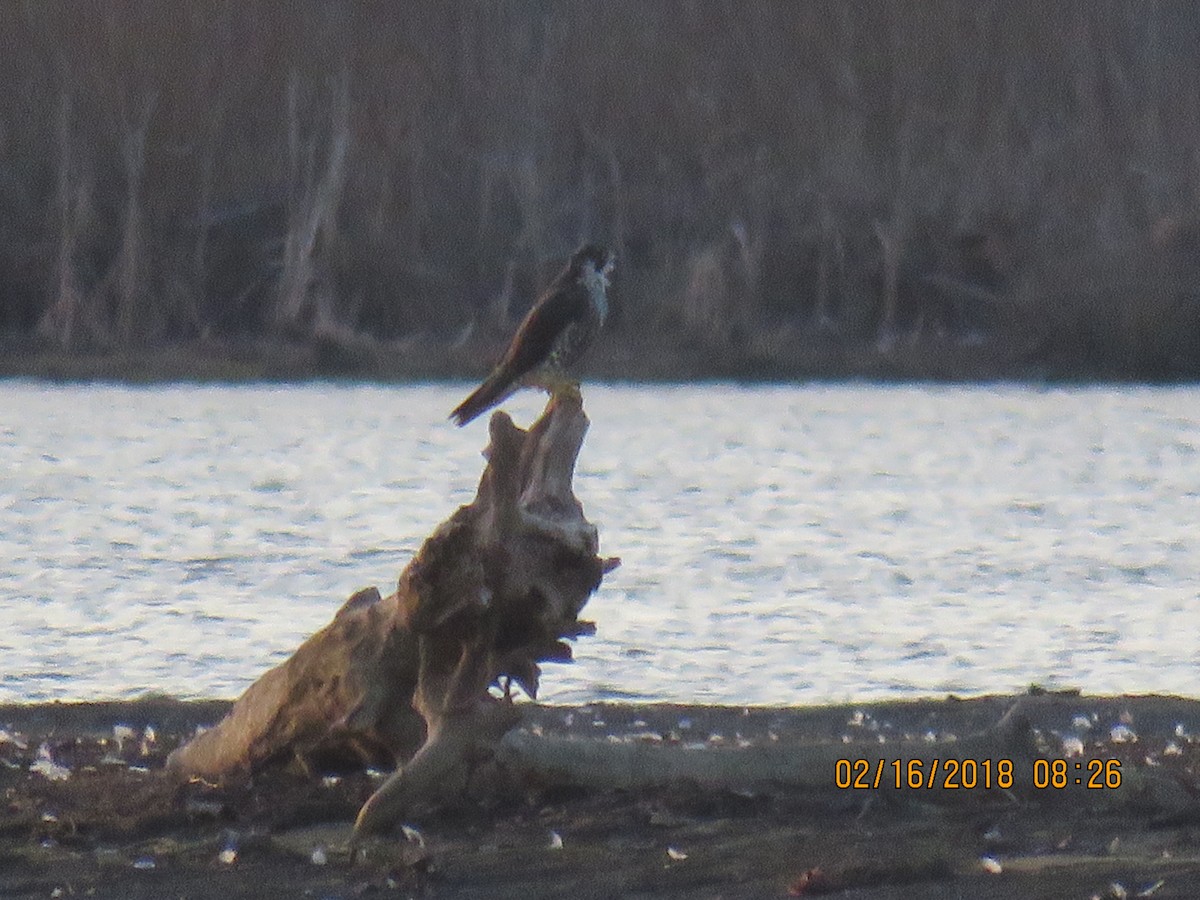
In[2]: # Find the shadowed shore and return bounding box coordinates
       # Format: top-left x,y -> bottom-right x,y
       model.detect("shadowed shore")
2,692 -> 1198,899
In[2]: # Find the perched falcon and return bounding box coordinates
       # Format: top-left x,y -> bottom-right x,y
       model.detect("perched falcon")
450,244 -> 614,426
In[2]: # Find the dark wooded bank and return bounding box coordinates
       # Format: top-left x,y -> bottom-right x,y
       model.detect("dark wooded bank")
2,1 -> 1200,380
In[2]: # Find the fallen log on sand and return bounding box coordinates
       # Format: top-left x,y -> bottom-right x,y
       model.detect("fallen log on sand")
167,394 -> 615,840
498,702 -> 1039,797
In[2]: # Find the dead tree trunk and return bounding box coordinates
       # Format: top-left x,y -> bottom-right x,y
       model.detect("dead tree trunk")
166,395 -> 613,840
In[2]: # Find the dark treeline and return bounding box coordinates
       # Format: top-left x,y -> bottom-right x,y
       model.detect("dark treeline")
2,0 -> 1200,381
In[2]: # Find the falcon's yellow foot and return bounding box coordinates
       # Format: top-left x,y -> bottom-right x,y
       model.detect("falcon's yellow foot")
532,372 -> 582,401
555,381 -> 582,402
533,378 -> 583,423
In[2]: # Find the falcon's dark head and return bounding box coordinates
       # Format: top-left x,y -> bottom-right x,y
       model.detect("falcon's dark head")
571,244 -> 614,280
571,243 -> 614,322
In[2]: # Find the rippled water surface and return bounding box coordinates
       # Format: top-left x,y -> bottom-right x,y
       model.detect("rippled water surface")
1,381 -> 1197,705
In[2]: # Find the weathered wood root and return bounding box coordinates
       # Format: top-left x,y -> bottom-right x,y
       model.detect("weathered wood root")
164,584 -> 424,779
167,395 -> 612,841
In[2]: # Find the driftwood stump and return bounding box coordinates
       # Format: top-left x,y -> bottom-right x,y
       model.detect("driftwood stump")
166,395 -> 613,840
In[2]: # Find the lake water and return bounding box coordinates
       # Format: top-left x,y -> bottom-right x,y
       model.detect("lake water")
1,381 -> 1197,706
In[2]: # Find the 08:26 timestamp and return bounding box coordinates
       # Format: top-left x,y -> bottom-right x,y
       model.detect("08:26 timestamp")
834,757 -> 1123,790
1033,758 -> 1122,789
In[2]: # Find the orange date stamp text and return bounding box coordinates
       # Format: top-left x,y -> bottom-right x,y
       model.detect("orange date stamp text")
834,757 -> 1122,791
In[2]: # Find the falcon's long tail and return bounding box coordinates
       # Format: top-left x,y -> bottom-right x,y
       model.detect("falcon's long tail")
449,369 -> 517,427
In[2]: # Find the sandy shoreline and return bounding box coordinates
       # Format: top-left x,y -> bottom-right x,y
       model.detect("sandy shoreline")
2,692 -> 1198,899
